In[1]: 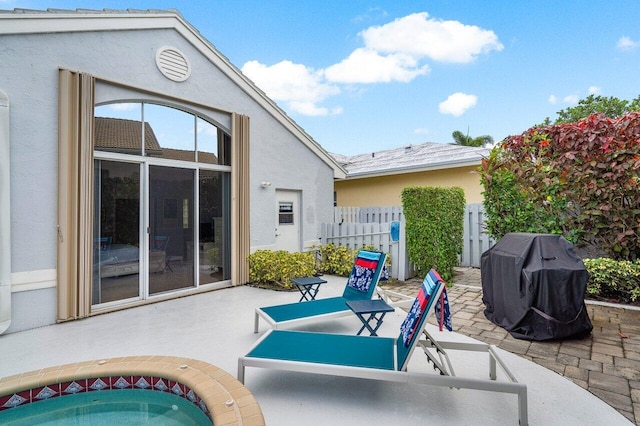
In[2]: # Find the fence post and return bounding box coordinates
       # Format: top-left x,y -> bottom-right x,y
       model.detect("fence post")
398,219 -> 410,280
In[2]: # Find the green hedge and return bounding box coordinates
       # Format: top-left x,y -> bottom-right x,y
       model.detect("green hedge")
401,186 -> 465,282
248,250 -> 315,289
315,244 -> 390,277
248,245 -> 391,289
584,258 -> 640,303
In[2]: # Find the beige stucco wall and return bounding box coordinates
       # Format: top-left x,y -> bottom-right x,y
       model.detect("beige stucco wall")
334,165 -> 483,207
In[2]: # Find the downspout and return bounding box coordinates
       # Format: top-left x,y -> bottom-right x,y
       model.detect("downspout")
0,89 -> 11,334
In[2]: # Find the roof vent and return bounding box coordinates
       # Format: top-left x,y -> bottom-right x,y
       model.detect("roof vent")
156,46 -> 191,82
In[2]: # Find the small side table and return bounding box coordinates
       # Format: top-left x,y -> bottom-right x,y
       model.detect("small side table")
290,276 -> 328,302
346,299 -> 395,336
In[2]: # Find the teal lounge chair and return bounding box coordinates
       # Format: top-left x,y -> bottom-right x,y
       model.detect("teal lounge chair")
240,270 -> 528,426
254,250 -> 391,333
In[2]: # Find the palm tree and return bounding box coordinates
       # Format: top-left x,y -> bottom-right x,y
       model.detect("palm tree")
451,130 -> 493,147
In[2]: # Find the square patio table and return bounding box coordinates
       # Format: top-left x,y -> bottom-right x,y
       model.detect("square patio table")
346,299 -> 395,336
290,276 -> 328,302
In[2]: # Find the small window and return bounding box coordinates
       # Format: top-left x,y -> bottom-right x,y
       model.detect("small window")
279,202 -> 294,225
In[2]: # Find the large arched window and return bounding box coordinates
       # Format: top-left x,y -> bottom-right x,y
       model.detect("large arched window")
92,102 -> 231,307
57,70 -> 249,321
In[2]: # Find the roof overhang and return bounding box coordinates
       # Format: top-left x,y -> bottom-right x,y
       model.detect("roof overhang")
339,157 -> 482,181
0,8 -> 346,179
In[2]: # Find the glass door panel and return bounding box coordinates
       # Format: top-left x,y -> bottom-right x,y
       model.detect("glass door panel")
92,160 -> 141,305
144,104 -> 195,161
198,170 -> 231,284
149,165 -> 195,295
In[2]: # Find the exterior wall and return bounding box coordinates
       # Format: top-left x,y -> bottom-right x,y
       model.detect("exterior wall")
0,25 -> 334,332
334,165 -> 483,207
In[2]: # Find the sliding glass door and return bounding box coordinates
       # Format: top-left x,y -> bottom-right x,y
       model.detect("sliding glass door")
92,160 -> 141,305
92,101 -> 231,309
148,165 -> 195,295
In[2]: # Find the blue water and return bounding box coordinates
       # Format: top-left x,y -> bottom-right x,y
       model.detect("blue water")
0,389 -> 212,425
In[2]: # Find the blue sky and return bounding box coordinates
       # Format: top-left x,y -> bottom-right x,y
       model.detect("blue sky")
4,1 -> 640,155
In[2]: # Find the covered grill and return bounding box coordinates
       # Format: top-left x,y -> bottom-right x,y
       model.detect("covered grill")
481,233 -> 593,340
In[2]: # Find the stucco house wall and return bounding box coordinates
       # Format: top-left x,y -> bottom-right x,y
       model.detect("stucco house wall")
0,9 -> 342,333
335,165 -> 484,206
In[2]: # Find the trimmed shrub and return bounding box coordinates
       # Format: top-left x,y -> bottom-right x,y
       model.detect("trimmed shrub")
584,258 -> 640,303
401,186 -> 465,282
315,244 -> 391,277
316,244 -> 356,277
248,250 -> 315,289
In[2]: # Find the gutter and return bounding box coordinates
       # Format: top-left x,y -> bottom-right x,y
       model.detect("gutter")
0,89 -> 10,334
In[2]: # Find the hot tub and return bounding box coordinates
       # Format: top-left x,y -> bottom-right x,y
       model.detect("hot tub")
0,355 -> 264,425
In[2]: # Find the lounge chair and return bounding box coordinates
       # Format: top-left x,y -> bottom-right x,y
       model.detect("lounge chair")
254,250 -> 392,333
240,270 -> 528,426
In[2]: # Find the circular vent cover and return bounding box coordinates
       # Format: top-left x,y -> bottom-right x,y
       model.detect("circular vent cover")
156,46 -> 191,82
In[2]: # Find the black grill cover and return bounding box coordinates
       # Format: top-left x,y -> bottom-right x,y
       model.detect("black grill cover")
481,233 -> 593,341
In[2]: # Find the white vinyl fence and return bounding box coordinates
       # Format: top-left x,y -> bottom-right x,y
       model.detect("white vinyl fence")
333,206 -> 404,224
320,221 -> 410,280
322,205 -> 493,280
462,203 -> 495,268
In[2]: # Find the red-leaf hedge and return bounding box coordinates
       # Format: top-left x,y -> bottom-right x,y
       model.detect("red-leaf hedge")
481,112 -> 640,260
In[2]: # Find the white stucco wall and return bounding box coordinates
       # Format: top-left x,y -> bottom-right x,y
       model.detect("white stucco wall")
0,23 -> 334,332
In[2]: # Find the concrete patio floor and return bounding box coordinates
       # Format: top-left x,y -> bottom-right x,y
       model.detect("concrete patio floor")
0,275 -> 632,425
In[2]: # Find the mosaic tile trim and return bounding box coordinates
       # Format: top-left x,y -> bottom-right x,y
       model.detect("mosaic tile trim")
0,375 -> 211,422
0,356 -> 265,426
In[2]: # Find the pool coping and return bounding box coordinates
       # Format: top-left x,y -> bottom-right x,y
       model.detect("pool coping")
0,355 -> 265,426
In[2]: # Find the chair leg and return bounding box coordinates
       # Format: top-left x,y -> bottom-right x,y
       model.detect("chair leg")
518,386 -> 528,426
237,359 -> 245,384
254,312 -> 260,333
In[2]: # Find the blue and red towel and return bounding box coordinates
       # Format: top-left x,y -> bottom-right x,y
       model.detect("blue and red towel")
400,270 -> 452,347
346,251 -> 382,293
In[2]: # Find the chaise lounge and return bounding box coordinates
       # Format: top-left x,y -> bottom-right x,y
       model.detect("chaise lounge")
254,250 -> 392,333
240,270 -> 528,425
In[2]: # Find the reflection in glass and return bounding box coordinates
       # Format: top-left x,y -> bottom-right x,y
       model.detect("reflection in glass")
94,103 -> 143,155
93,102 -> 232,305
144,104 -> 195,161
92,160 -> 141,305
199,170 -> 231,284
149,166 -> 195,295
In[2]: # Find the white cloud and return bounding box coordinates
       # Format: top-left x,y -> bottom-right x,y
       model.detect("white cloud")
563,94 -> 579,104
241,12 -> 502,116
241,60 -> 340,116
548,95 -> 558,104
588,86 -> 601,95
360,12 -> 503,63
325,12 -> 501,84
413,128 -> 430,135
439,92 -> 478,116
324,48 -> 429,83
617,36 -> 639,51
110,103 -> 139,111
351,7 -> 388,24
197,120 -> 218,137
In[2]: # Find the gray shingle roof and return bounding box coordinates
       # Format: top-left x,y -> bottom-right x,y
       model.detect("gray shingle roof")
95,117 -> 160,153
0,8 -> 182,16
332,142 -> 489,178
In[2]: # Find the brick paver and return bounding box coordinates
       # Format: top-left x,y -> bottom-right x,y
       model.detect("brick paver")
381,267 -> 640,425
